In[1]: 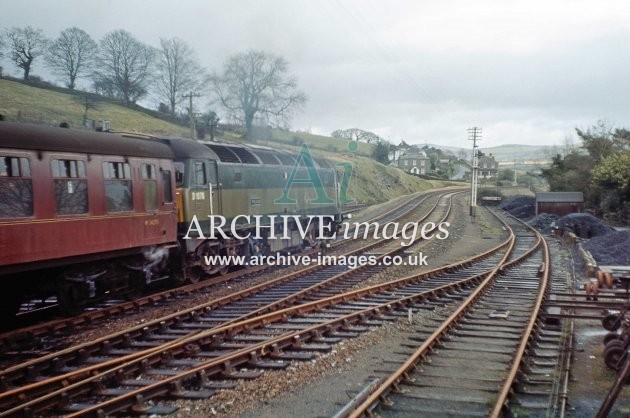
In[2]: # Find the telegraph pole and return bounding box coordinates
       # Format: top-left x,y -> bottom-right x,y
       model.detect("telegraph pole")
468,127 -> 482,222
513,159 -> 518,186
182,91 -> 201,139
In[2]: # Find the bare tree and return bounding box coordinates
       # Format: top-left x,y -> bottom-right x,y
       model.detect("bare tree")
94,29 -> 154,106
46,27 -> 97,90
0,33 -> 4,58
4,26 -> 48,80
208,50 -> 306,140
0,33 -> 5,78
331,128 -> 384,144
156,37 -> 203,114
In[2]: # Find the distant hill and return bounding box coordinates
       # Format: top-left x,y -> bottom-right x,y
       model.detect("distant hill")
480,144 -> 555,161
427,143 -> 554,162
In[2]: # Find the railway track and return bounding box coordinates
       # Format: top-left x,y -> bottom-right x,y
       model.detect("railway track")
335,211 -> 551,417
0,197 -> 511,417
0,190 -> 453,358
507,237 -> 576,417
0,191 -> 456,408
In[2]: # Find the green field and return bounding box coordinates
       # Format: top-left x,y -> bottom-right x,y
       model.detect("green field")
0,78 -> 191,136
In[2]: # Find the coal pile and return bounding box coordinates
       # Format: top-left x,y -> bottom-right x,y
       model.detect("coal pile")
556,213 -> 615,239
583,230 -> 630,266
527,213 -> 559,234
498,195 -> 536,220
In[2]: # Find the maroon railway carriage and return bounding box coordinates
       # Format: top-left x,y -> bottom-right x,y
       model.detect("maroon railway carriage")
0,123 -> 178,318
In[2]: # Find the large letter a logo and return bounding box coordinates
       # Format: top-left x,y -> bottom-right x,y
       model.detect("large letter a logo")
274,143 -> 334,204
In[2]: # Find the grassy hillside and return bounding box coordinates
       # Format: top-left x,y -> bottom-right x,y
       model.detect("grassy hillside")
0,79 -> 438,204
269,129 -> 375,158
0,78 -> 190,136
265,139 -> 448,204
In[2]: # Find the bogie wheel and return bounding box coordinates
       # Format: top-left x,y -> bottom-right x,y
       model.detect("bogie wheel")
604,332 -> 622,345
0,291 -> 22,328
57,282 -> 86,316
604,340 -> 626,371
217,262 -> 229,276
184,267 -> 202,284
197,242 -> 229,276
126,272 -> 147,299
602,313 -> 622,332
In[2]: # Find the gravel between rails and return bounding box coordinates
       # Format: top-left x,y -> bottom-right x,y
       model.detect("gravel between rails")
168,200 -> 505,417
0,191 -> 436,363
58,193 -> 436,347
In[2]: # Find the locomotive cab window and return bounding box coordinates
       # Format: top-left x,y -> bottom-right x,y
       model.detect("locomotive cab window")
192,161 -> 206,187
103,161 -> 133,212
51,159 -> 88,215
142,163 -> 158,211
0,156 -> 33,218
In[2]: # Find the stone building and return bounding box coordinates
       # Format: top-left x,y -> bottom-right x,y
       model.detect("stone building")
398,150 -> 430,175
478,154 -> 499,178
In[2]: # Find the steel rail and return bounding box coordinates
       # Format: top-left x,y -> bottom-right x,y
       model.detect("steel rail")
0,190 -> 445,351
343,239 -> 518,417
2,255 -> 506,417
1,205 -> 511,417
490,215 -> 550,417
0,191 -> 455,409
0,191 -> 442,380
340,211 -> 545,418
63,252 -> 511,418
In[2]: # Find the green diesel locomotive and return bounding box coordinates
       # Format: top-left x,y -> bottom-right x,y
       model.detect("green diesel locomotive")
164,137 -> 342,279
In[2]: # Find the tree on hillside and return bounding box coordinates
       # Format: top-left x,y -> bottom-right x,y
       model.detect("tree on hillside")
575,120 -> 630,163
93,30 -> 154,106
207,50 -> 306,140
611,128 -> 630,151
331,128 -> 384,144
498,168 -> 515,182
542,152 -> 593,194
592,149 -> 630,221
193,110 -> 220,140
156,37 -> 203,114
46,27 -> 97,89
4,26 -> 48,80
541,121 -> 630,217
576,121 -> 616,164
0,34 -> 5,77
371,139 -> 391,164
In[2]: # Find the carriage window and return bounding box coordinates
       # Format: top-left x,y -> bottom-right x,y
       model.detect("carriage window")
51,159 -> 88,215
142,163 -> 157,211
0,156 -> 33,217
162,170 -> 173,203
192,161 -> 206,186
103,162 -> 133,212
141,164 -> 155,180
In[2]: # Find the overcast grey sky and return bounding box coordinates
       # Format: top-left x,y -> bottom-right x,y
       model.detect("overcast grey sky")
2,0 -> 630,148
